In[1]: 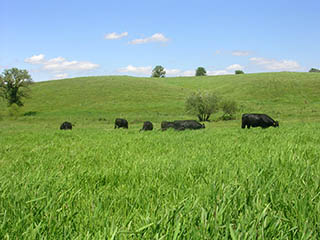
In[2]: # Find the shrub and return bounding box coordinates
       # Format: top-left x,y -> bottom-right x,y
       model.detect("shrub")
185,91 -> 220,121
235,70 -> 244,74
309,68 -> 320,73
220,100 -> 238,120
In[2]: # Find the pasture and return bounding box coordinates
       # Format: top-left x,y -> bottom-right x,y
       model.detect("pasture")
1,72 -> 320,238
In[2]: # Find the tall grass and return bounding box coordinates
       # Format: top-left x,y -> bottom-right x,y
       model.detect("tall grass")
1,72 -> 320,238
1,123 -> 320,238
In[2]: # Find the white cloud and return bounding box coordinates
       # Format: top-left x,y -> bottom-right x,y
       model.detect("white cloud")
226,64 -> 244,71
117,65 -> 152,75
232,50 -> 251,56
47,57 -> 65,63
181,70 -> 195,76
249,57 -> 300,71
207,70 -> 232,75
206,63 -> 244,76
163,69 -> 195,76
43,60 -> 99,71
165,68 -> 181,75
25,54 -> 99,73
104,32 -> 128,40
54,73 -> 69,79
129,33 -> 169,44
24,54 -> 45,64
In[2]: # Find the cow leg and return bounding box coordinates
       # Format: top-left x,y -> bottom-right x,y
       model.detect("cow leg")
241,122 -> 246,129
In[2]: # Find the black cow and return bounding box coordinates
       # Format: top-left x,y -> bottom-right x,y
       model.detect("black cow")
173,120 -> 205,131
114,118 -> 128,129
241,113 -> 279,129
140,121 -> 153,131
60,121 -> 72,130
161,121 -> 175,131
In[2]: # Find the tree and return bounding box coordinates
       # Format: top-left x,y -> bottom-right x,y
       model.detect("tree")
151,65 -> 166,78
309,68 -> 320,73
195,67 -> 207,76
0,68 -> 33,106
221,100 -> 238,120
235,70 -> 244,74
185,91 -> 220,122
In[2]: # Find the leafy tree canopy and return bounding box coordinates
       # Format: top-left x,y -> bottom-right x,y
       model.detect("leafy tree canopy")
151,65 -> 166,78
0,68 -> 33,106
195,67 -> 207,76
235,70 -> 244,74
309,68 -> 320,73
185,91 -> 220,122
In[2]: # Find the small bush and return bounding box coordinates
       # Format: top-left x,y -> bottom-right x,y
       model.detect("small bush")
235,70 -> 244,74
220,100 -> 238,120
309,68 -> 320,73
185,91 -> 220,121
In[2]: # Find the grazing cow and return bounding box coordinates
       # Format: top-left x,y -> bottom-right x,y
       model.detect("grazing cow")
140,121 -> 153,131
161,121 -> 175,131
173,120 -> 205,131
241,113 -> 279,129
114,118 -> 128,129
60,121 -> 72,130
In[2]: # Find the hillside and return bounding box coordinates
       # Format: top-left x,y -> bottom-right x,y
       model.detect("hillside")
1,72 -> 320,238
1,72 -> 320,126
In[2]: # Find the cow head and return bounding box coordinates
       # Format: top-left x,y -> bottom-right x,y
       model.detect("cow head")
273,121 -> 279,127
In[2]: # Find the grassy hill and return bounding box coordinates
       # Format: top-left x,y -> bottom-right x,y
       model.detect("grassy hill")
1,72 -> 320,238
1,72 -> 320,127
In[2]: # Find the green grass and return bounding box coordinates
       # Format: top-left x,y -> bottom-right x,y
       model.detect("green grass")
1,72 -> 320,238
1,72 -> 320,124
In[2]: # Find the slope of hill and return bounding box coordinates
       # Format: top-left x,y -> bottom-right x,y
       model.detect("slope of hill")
1,72 -> 320,238
1,72 -> 320,126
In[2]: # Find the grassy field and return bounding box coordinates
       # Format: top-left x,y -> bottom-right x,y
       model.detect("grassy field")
1,72 -> 320,239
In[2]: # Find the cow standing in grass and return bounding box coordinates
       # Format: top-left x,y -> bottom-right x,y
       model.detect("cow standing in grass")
241,113 -> 279,129
140,121 -> 153,131
60,121 -> 72,130
114,118 -> 128,129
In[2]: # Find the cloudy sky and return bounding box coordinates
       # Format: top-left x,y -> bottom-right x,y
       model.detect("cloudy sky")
1,0 -> 320,81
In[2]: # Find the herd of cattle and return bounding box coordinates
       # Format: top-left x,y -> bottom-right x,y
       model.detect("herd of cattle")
60,113 -> 279,131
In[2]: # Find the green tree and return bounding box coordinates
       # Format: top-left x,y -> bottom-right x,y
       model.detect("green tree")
235,70 -> 244,74
195,67 -> 207,76
221,100 -> 238,120
309,68 -> 320,73
0,68 -> 33,106
185,91 -> 220,122
151,65 -> 166,78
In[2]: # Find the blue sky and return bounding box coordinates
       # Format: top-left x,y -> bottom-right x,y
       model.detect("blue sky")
1,0 -> 320,81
